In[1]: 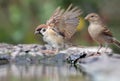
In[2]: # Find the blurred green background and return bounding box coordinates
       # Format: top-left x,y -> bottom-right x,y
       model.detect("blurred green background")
0,0 -> 120,52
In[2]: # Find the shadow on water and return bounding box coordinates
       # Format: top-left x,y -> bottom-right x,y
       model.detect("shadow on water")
0,64 -> 87,81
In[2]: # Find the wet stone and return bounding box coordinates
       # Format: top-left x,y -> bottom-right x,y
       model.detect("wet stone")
0,43 -> 114,65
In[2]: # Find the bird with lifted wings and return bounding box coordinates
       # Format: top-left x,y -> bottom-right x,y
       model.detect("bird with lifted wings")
35,4 -> 82,54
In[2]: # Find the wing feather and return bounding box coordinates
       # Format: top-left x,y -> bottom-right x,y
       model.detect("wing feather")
103,26 -> 113,37
47,4 -> 82,39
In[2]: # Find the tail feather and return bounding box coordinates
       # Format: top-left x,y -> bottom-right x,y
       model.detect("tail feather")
113,39 -> 120,48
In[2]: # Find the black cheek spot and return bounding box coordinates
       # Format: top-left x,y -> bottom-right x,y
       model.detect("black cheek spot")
42,29 -> 46,32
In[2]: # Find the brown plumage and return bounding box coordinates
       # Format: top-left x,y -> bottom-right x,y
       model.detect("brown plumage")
85,13 -> 120,53
35,4 -> 82,54
46,4 -> 82,39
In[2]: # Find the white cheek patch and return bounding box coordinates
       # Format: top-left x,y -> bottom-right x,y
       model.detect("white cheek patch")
40,28 -> 47,35
40,30 -> 44,35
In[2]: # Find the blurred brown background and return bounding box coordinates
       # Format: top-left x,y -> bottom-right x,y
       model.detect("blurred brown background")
0,0 -> 120,52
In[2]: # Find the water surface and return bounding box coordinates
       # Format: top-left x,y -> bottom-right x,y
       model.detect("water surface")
0,64 -> 86,81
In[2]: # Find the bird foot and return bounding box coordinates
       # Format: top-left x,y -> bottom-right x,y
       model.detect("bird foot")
41,50 -> 56,55
42,50 -> 58,55
89,52 -> 101,57
97,52 -> 101,54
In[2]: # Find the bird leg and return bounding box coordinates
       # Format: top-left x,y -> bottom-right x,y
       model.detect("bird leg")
90,44 -> 103,56
104,43 -> 109,53
89,44 -> 105,56
96,44 -> 103,54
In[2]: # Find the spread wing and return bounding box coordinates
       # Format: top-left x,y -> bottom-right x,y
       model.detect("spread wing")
46,4 -> 82,39
103,26 -> 113,37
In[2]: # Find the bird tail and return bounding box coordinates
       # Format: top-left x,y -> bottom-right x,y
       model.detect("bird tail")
113,38 -> 120,48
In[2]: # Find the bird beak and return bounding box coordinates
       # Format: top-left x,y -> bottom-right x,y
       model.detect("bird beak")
85,16 -> 88,20
34,31 -> 39,35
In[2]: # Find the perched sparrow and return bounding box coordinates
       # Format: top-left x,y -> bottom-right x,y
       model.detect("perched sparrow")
35,4 -> 82,54
85,13 -> 120,54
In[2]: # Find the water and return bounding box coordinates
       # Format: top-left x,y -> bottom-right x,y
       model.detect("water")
0,64 -> 87,81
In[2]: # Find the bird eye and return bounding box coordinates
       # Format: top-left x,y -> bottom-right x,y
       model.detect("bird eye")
42,28 -> 46,32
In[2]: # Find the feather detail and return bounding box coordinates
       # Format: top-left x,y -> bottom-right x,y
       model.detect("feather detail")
46,4 -> 82,39
103,26 -> 113,37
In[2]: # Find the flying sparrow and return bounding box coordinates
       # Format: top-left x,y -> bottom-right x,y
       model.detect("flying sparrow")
35,4 -> 82,54
85,13 -> 120,54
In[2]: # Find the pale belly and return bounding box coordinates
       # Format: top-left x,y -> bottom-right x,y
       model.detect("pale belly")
88,24 -> 105,43
43,34 -> 64,49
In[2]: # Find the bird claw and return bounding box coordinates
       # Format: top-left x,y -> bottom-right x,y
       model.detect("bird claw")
41,49 -> 59,55
41,50 -> 56,54
94,52 -> 101,56
89,52 -> 101,57
97,52 -> 101,54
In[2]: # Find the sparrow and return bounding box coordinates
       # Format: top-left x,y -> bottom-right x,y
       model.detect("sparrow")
34,4 -> 82,54
85,13 -> 120,54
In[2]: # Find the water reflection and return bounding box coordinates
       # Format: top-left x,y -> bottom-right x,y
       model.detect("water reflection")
0,64 -> 86,81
